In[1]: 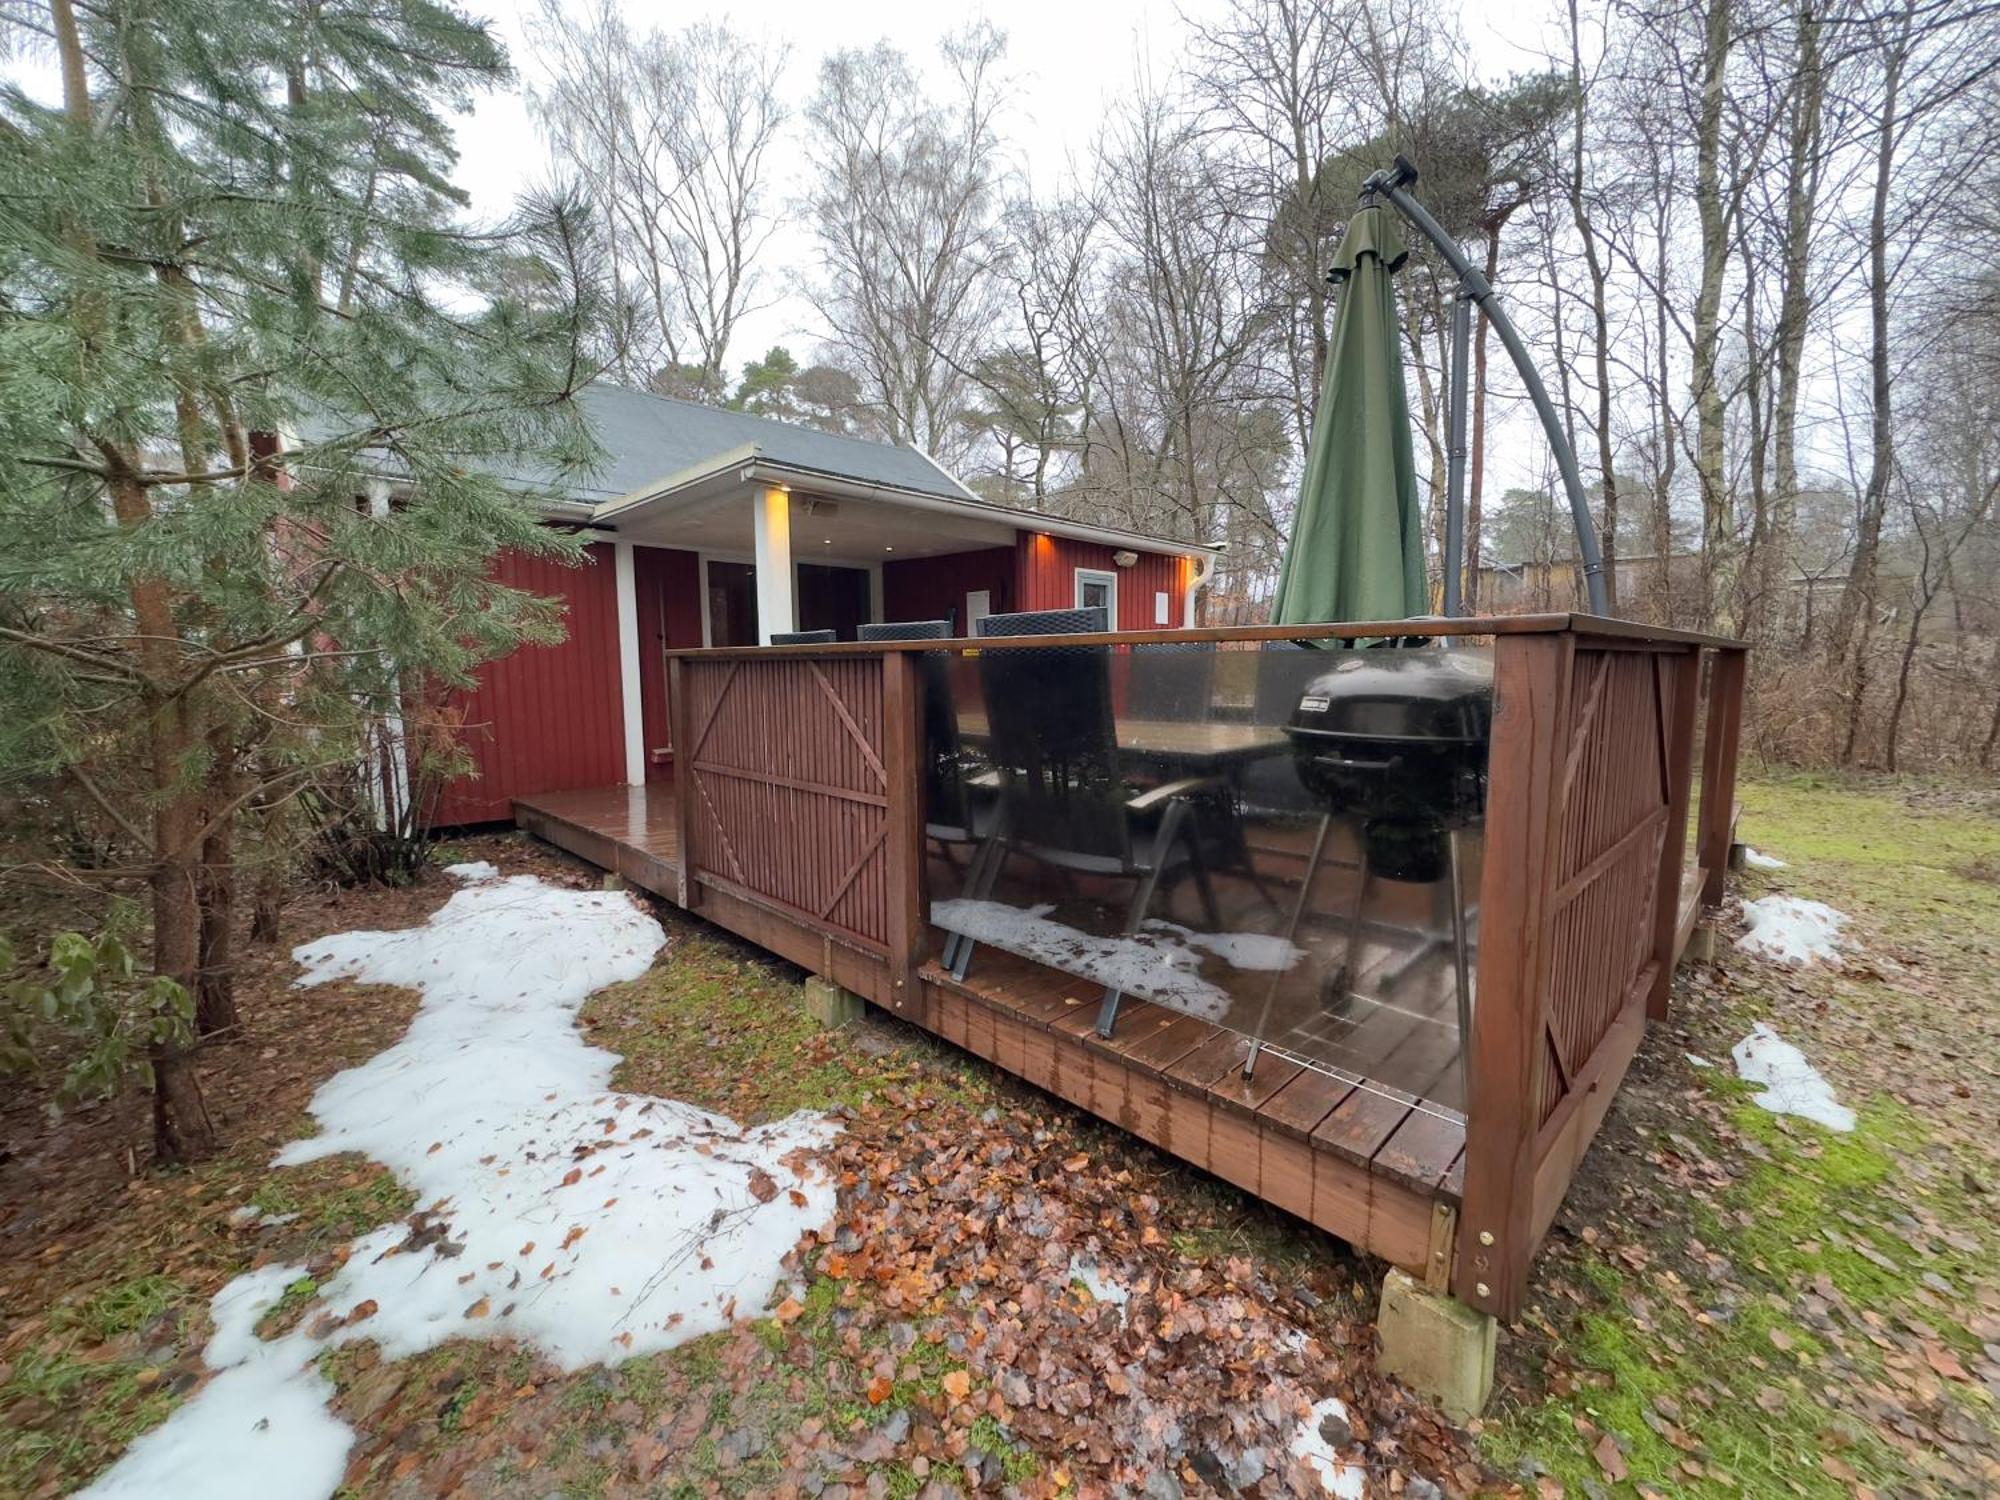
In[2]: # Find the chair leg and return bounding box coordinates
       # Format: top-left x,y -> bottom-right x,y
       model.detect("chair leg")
1187,840 -> 1222,929
1244,813 -> 1332,1078
941,833 -> 992,972
1095,986 -> 1124,1038
950,832 -> 1008,981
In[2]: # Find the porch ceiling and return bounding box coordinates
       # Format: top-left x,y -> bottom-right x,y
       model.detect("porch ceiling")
604,482 -> 1018,565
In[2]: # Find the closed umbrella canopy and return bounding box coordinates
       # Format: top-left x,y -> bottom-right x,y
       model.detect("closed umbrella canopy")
1271,204 -> 1428,625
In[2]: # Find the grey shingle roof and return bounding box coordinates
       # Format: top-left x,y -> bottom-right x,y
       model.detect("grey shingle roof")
565,384 -> 971,504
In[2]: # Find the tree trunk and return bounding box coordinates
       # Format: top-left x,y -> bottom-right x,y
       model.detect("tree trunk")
1568,0 -> 1618,613
1841,610 -> 1876,765
1690,0 -> 1736,631
1981,678 -> 2000,770
1758,0 -> 1825,650
1829,7 -> 1907,679
1884,605 -> 1923,773
1464,231 -> 1500,613
151,1040 -> 215,1166
196,816 -> 240,1034
151,824 -> 215,1163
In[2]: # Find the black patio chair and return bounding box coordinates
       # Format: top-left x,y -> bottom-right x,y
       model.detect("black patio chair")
975,606 -> 1105,640
857,620 -> 993,910
1124,640 -> 1217,724
770,629 -> 837,645
858,620 -> 951,642
953,605 -> 1223,1037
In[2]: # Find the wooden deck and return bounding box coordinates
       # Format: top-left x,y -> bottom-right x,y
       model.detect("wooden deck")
514,782 -> 1466,1281
498,618 -> 1747,1318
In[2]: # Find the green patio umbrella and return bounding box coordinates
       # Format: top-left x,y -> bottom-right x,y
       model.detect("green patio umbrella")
1270,204 -> 1428,624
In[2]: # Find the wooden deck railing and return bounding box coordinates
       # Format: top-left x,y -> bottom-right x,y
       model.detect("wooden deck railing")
665,614 -> 1747,1318
1453,627 -> 1745,1320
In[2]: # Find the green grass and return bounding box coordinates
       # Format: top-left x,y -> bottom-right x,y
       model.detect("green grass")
0,1271 -> 203,1493
1482,768 -> 1999,1497
249,1157 -> 415,1246
585,927 -> 997,1125
1738,769 -> 2000,928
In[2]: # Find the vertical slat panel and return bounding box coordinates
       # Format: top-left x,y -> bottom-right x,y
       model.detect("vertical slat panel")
680,654 -> 894,952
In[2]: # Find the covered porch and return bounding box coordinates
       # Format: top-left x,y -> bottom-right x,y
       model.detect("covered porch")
510,615 -> 1748,1321
600,460 -> 1211,648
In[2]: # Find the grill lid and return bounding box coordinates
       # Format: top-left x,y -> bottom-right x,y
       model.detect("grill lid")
1287,649 -> 1493,745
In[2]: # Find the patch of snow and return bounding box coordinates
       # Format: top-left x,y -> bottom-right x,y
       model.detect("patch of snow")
1290,1396 -> 1367,1497
1685,1053 -> 1715,1070
1736,895 -> 1850,968
1143,919 -> 1303,973
1732,1022 -> 1855,1132
1068,1255 -> 1130,1320
1741,846 -> 1788,872
441,859 -> 499,882
82,873 -> 839,1500
931,899 -> 1298,1021
225,1205 -> 299,1229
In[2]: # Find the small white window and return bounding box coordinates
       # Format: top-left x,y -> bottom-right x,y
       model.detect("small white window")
1154,590 -> 1170,624
1075,568 -> 1118,624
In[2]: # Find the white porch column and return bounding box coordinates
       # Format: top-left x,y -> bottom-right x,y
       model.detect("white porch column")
613,541 -> 645,786
364,478 -> 411,832
752,485 -> 796,643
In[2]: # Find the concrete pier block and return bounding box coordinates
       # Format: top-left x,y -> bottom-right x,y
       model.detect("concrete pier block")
1377,1268 -> 1497,1424
803,975 -> 865,1029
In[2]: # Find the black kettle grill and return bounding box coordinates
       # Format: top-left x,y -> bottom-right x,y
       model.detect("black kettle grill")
1285,648 -> 1493,882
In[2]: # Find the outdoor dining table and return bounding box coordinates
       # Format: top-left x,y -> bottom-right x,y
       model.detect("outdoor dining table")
950,711 -> 1291,770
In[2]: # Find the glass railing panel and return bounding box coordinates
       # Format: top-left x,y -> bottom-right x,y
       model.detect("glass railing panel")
923,637 -> 1492,1111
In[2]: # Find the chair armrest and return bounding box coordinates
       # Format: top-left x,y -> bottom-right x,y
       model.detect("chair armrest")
1125,776 -> 1219,813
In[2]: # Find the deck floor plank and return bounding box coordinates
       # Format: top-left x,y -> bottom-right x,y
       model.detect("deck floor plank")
514,783 -> 1467,1248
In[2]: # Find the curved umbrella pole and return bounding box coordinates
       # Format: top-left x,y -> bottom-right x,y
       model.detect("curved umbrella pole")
1362,156 -> 1610,618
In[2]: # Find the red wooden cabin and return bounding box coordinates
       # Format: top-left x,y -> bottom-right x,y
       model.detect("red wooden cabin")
418,385 -> 1219,825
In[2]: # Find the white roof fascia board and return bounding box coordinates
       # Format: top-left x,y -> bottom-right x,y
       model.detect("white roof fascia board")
592,454 -> 1222,559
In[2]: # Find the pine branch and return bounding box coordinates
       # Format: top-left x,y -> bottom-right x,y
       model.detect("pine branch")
0,626 -> 150,684
67,764 -> 147,848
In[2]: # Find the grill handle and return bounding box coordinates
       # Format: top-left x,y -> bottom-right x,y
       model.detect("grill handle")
1308,750 -> 1405,772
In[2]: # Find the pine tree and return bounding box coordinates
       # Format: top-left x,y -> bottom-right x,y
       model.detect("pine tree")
0,0 -> 605,1161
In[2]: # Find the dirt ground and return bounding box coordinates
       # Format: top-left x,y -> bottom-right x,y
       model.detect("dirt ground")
2,770 -> 1994,1498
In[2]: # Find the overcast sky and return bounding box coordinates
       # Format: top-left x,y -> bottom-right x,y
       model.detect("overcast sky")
457,0 -> 1568,377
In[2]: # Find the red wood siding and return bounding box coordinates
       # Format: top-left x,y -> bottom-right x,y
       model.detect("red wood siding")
1014,533 -> 1190,630
635,545 -> 702,782
882,546 -> 1014,633
428,544 -> 625,826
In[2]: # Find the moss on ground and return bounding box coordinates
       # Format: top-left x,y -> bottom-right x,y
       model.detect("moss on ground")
582,923 -> 997,1124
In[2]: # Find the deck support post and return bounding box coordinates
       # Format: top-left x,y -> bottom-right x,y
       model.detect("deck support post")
1647,646 -> 1703,1020
881,650 -> 927,1011
667,657 -> 699,911
803,975 -> 865,1028
1454,632 -> 1573,1325
1377,1268 -> 1497,1424
1697,647 -> 1747,907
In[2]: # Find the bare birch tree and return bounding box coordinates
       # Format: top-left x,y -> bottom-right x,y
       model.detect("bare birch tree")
529,2 -> 787,392
803,24 -> 1012,466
